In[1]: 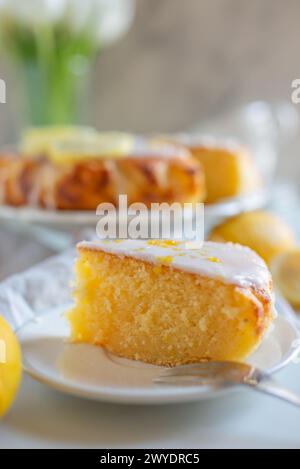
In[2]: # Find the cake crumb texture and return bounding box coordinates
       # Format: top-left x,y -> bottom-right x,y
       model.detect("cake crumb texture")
68,248 -> 273,366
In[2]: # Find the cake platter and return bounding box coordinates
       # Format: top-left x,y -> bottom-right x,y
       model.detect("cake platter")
0,190 -> 267,227
0,190 -> 267,252
17,299 -> 300,405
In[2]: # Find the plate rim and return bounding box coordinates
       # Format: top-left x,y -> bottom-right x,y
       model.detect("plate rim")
17,306 -> 300,405
0,190 -> 267,227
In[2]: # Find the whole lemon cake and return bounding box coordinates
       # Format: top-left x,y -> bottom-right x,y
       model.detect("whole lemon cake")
68,239 -> 274,366
0,129 -> 205,210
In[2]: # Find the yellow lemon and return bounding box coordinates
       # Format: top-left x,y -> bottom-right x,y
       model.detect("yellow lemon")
209,211 -> 296,265
0,315 -> 22,418
271,249 -> 300,309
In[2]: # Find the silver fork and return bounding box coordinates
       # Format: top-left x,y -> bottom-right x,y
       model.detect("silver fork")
154,361 -> 300,407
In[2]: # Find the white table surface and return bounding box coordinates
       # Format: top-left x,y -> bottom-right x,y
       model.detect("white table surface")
1,367 -> 300,449
1,226 -> 300,449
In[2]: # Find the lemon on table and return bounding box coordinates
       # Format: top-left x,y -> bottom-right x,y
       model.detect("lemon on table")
209,211 -> 297,265
271,249 -> 300,309
0,315 -> 22,418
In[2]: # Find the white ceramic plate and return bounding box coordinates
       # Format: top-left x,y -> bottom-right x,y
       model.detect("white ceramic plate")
17,301 -> 300,405
0,190 -> 267,231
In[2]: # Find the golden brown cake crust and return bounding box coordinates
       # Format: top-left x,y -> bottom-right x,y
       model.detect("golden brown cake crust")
0,151 -> 205,210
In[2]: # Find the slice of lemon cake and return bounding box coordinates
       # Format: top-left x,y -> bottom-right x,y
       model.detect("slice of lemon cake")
68,239 -> 274,366
169,134 -> 261,203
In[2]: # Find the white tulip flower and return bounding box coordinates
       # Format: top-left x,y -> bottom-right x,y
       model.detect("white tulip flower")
0,0 -> 136,125
62,0 -> 136,45
0,0 -> 135,45
89,0 -> 136,45
0,0 -> 65,27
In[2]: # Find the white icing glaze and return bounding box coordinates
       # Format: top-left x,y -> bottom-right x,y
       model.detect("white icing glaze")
167,133 -> 244,152
50,134 -> 191,162
131,137 -> 190,160
78,239 -> 272,293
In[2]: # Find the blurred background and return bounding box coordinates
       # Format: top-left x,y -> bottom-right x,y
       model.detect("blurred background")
0,0 -> 300,179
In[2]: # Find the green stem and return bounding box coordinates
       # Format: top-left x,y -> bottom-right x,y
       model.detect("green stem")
2,23 -> 99,126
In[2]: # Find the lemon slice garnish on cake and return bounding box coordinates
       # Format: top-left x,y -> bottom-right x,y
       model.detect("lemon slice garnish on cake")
21,127 -> 134,165
21,126 -> 98,157
48,132 -> 134,165
0,315 -> 22,418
